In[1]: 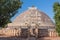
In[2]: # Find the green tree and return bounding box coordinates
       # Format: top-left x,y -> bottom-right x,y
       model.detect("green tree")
53,2 -> 60,36
0,0 -> 22,27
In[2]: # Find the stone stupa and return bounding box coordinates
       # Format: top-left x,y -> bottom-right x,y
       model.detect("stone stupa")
0,6 -> 58,38
7,6 -> 57,37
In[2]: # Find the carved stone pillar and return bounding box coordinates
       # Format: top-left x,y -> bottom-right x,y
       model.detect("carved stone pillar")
48,29 -> 57,37
30,28 -> 34,36
35,28 -> 38,37
18,28 -> 21,36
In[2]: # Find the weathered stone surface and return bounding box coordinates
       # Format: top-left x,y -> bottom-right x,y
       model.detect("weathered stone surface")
0,6 -> 58,40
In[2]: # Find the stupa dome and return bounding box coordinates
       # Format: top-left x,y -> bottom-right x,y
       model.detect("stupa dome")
8,6 -> 55,29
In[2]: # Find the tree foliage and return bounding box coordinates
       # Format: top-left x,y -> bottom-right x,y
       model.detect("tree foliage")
0,0 -> 22,27
53,2 -> 60,36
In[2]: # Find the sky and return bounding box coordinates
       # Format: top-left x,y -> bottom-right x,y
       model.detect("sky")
11,0 -> 60,22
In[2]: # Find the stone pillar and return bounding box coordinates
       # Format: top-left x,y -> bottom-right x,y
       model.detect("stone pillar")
49,31 -> 51,37
18,28 -> 21,36
13,29 -> 16,36
51,31 -> 53,37
48,29 -> 53,37
35,28 -> 38,36
35,28 -> 38,38
30,28 -> 35,36
48,29 -> 57,37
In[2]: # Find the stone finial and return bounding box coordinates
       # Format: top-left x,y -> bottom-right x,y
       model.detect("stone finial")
32,5 -> 35,7
28,5 -> 37,9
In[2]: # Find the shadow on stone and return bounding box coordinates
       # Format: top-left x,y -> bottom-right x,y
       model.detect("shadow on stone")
0,36 -> 51,40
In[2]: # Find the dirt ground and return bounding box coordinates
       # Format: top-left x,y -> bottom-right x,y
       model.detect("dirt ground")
0,36 -> 60,40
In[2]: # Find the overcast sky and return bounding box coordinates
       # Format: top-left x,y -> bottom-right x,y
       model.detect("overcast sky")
11,0 -> 60,22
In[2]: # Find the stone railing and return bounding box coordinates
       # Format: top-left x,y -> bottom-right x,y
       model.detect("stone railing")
0,28 -> 60,40
0,28 -> 21,37
0,28 -> 58,38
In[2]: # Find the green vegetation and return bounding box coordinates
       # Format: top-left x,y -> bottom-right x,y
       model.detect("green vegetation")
53,2 -> 60,36
0,0 -> 22,27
